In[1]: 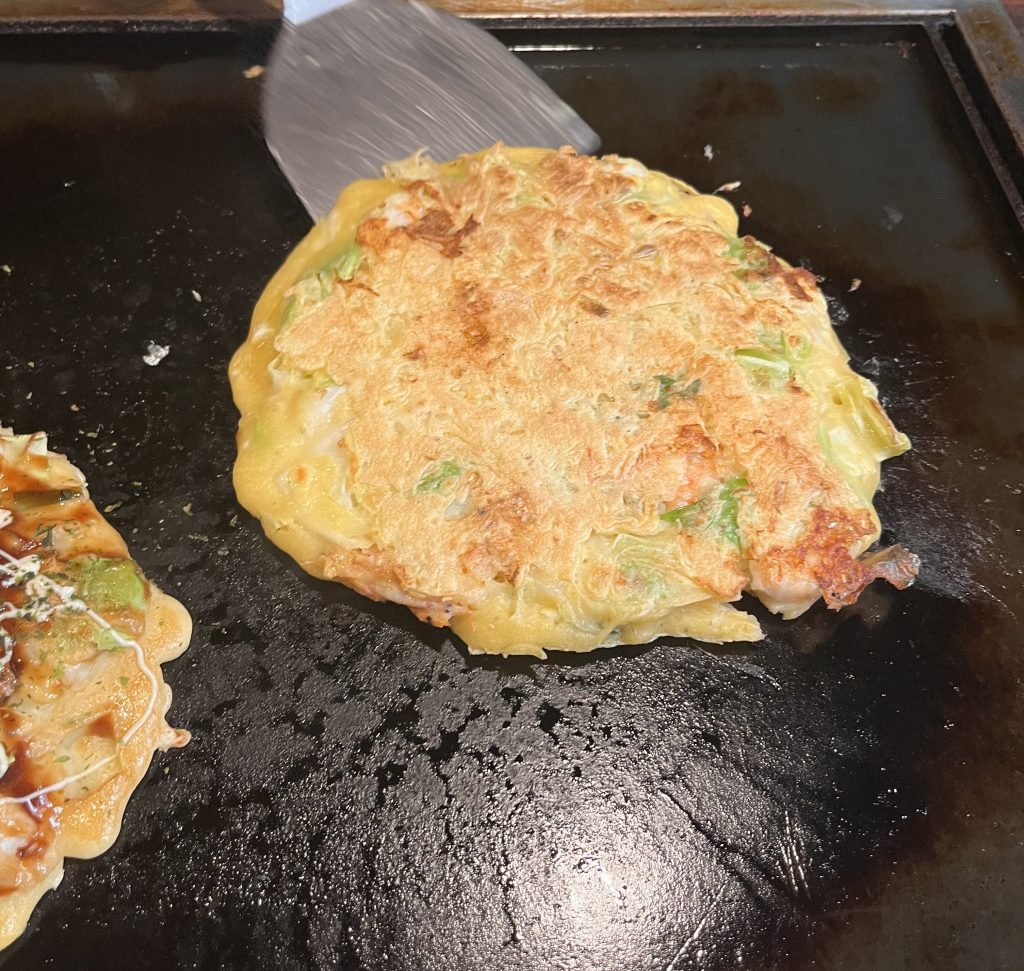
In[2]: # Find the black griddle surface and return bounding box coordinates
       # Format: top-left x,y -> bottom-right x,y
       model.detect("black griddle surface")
1,21 -> 1023,971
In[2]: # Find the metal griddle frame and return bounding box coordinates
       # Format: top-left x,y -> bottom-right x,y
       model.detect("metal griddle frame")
484,2 -> 1024,226
7,1 -> 1024,222
483,2 -> 1024,160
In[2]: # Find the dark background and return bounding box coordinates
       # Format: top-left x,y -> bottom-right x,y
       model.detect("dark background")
1,19 -> 1023,971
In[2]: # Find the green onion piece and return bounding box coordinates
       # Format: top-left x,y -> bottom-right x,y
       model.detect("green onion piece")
735,331 -> 809,387
660,501 -> 702,525
660,475 -> 748,548
715,476 -> 748,549
415,460 -> 463,495
654,374 -> 701,410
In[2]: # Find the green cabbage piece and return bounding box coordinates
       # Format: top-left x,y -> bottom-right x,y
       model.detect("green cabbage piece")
323,242 -> 363,282
72,557 -> 147,613
816,376 -> 909,502
281,242 -> 364,328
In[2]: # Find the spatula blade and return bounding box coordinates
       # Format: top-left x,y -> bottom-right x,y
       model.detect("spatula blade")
265,0 -> 600,221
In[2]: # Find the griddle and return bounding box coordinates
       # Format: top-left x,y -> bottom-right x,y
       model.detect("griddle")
1,6 -> 1024,969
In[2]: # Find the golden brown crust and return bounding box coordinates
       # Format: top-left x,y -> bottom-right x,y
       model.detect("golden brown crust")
231,145 -> 915,655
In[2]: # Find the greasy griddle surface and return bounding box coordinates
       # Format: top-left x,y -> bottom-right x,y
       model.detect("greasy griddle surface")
1,23 -> 1022,971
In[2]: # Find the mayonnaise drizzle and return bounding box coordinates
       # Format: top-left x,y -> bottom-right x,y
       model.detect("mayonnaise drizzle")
0,545 -> 161,807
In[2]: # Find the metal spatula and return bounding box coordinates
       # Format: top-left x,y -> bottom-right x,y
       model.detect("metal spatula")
265,0 -> 601,220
